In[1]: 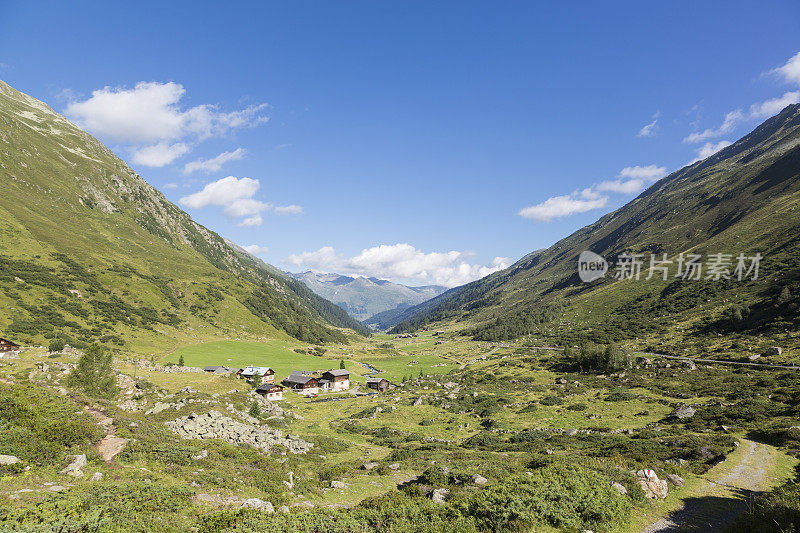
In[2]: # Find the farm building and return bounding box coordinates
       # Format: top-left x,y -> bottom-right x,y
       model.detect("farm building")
0,338 -> 20,353
319,369 -> 350,391
282,373 -> 319,396
256,383 -> 284,401
366,378 -> 390,392
203,366 -> 230,374
240,366 -> 275,384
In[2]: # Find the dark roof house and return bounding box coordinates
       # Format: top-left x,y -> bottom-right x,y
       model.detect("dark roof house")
0,338 -> 20,352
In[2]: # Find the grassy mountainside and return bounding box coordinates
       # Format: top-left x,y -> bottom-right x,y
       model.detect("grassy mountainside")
289,271 -> 446,323
0,79 -> 367,353
391,105 -> 800,359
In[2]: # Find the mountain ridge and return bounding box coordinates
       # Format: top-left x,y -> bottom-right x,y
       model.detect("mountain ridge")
0,79 -> 368,352
389,104 -> 800,357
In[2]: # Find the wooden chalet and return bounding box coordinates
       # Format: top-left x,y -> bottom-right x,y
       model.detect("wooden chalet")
282,373 -> 319,396
319,369 -> 350,391
366,378 -> 390,392
256,383 -> 284,401
0,338 -> 20,353
203,365 -> 230,374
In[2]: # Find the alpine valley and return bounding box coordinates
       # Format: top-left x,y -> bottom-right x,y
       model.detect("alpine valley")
1,79 -> 799,533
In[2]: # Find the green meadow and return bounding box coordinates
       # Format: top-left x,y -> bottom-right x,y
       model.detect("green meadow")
164,340 -> 360,380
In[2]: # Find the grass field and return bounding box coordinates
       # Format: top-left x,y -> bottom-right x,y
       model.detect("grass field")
164,340 -> 361,381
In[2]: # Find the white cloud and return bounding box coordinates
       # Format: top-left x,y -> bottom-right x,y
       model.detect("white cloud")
689,140 -> 732,165
519,164 -> 668,222
183,148 -> 246,175
243,244 -> 269,256
163,182 -> 179,189
180,176 -> 261,210
637,113 -> 659,137
518,194 -> 608,222
285,244 -> 512,288
63,81 -> 267,167
179,176 -> 301,225
130,142 -> 190,167
274,204 -> 303,215
238,215 -> 263,227
683,109 -> 743,143
749,91 -> 800,118
618,165 -> 668,180
772,51 -> 800,86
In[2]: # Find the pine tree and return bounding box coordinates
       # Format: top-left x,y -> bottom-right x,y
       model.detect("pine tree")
178,354 -> 185,367
66,344 -> 118,398
249,401 -> 261,418
340,360 -> 346,369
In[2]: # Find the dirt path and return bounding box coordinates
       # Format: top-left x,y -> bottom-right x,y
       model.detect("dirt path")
639,439 -> 786,532
84,406 -> 128,462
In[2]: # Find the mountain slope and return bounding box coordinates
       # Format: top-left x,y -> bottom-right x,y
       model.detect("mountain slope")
0,79 -> 367,353
391,105 -> 800,357
289,271 -> 446,323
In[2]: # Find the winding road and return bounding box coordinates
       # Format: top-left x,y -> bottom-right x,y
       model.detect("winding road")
639,439 -> 789,532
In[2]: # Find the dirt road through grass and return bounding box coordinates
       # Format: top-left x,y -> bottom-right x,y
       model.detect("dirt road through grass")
639,439 -> 792,532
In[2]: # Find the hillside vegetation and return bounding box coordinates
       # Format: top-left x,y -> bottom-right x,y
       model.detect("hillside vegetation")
391,104 -> 800,360
0,80 -> 367,354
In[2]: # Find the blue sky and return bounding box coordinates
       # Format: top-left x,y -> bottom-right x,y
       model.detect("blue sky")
1,1 -> 799,287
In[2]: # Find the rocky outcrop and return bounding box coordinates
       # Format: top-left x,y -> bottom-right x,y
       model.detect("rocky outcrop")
166,411 -> 312,454
0,455 -> 21,465
636,469 -> 668,499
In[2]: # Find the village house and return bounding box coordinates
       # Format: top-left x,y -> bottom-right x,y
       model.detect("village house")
0,338 -> 20,353
256,383 -> 284,401
203,365 -> 230,374
366,378 -> 390,392
319,369 -> 350,391
282,372 -> 320,396
240,366 -> 275,384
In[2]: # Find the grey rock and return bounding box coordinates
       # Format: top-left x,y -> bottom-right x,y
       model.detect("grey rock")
765,347 -> 782,356
61,454 -> 87,477
279,505 -> 290,514
472,474 -> 488,485
362,462 -> 379,470
90,472 -> 103,482
565,428 -> 579,436
0,454 -> 21,466
670,405 -> 696,420
432,488 -> 449,504
387,463 -> 400,470
331,480 -> 346,489
611,481 -> 628,495
241,498 -> 274,512
666,474 -> 685,487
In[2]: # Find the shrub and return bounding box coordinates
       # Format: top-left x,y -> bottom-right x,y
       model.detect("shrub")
48,337 -> 65,353
66,344 -> 118,398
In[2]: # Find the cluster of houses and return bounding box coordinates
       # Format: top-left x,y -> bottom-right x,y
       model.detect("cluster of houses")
202,364 -> 392,400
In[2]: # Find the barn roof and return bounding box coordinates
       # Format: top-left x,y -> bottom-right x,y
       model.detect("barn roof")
323,369 -> 350,377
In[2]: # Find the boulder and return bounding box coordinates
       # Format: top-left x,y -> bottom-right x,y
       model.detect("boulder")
611,481 -> 628,495
90,472 -> 103,482
432,488 -> 449,504
472,474 -> 488,485
241,498 -> 274,512
362,462 -> 379,471
331,480 -> 347,489
748,354 -> 761,361
49,485 -> 68,492
565,428 -> 579,436
279,505 -> 290,514
61,454 -> 87,477
0,455 -> 21,466
387,463 -> 400,470
670,405 -> 696,420
666,474 -> 685,487
765,347 -> 782,356
635,470 -> 668,499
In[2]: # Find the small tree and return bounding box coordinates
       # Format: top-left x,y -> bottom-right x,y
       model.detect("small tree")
66,344 -> 118,398
339,360 -> 346,369
48,337 -> 66,353
178,354 -> 185,367
249,401 -> 261,418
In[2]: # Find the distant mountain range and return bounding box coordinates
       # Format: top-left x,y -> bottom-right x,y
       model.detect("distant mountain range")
289,271 -> 446,325
388,104 -> 800,356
